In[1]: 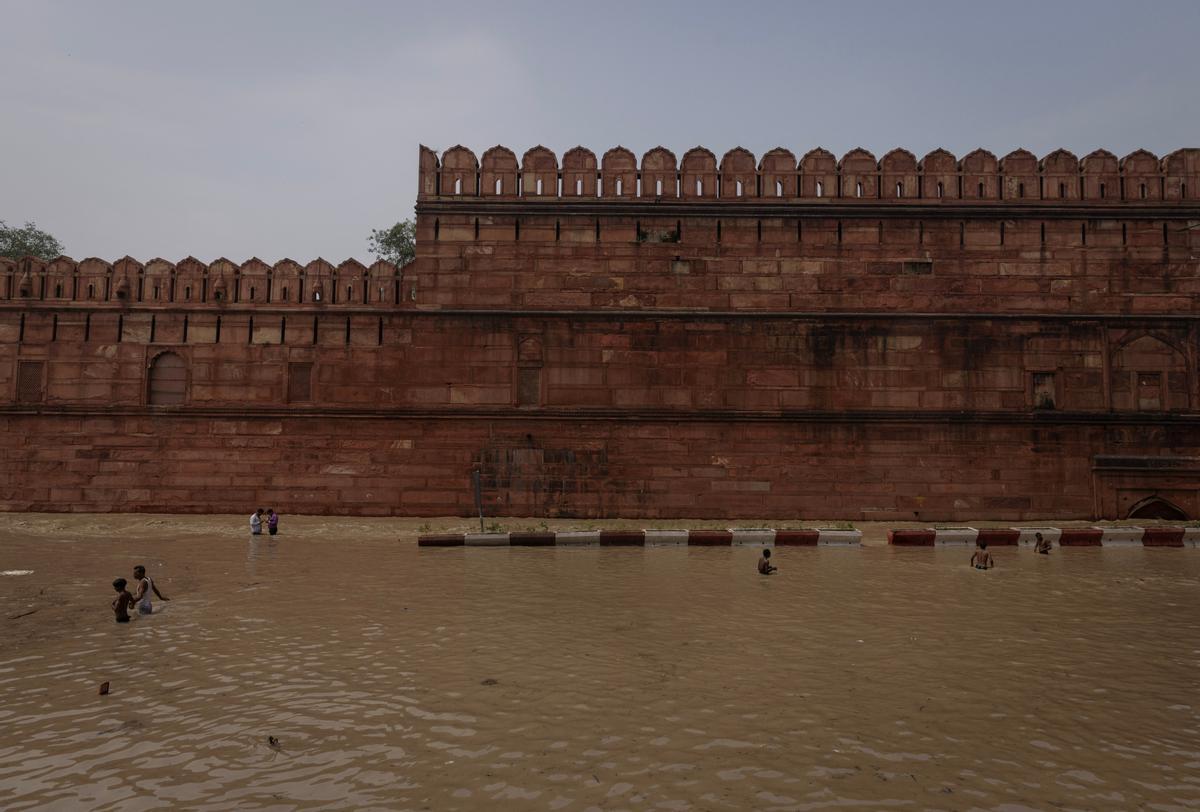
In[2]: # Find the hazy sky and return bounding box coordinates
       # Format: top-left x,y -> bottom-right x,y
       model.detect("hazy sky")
2,0 -> 1198,263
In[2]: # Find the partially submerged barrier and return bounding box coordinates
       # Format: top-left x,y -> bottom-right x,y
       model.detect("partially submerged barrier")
418,527 -> 862,547
886,526 -> 1199,547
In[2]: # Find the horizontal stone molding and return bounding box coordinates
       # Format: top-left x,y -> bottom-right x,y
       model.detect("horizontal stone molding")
3,404 -> 1199,426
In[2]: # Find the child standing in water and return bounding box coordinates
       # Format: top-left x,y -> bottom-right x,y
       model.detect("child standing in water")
970,541 -> 994,570
758,548 -> 777,575
112,578 -> 133,623
267,509 -> 279,536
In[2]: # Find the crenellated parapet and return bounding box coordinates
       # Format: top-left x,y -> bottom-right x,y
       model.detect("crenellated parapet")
417,144 -> 1200,202
0,256 -> 405,306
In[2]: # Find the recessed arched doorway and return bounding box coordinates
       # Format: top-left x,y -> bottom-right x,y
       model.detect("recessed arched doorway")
1126,495 -> 1189,521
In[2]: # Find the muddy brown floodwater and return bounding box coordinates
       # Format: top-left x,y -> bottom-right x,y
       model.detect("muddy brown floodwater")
2,515 -> 1199,810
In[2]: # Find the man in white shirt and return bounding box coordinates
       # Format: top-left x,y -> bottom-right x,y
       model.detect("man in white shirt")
250,508 -> 264,535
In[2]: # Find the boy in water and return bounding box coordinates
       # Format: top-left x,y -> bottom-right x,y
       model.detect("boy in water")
1034,532 -> 1051,555
112,578 -> 133,623
131,564 -> 169,615
267,508 -> 279,536
758,548 -> 777,575
970,540 -> 994,570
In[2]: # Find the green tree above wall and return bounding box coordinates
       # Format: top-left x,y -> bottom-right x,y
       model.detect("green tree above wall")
368,219 -> 415,267
0,220 -> 64,260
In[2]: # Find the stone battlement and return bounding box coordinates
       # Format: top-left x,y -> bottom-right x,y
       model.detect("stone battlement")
418,144 -> 1200,203
0,256 -> 404,307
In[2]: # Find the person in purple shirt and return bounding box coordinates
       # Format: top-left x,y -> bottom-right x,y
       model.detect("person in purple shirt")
267,509 -> 279,536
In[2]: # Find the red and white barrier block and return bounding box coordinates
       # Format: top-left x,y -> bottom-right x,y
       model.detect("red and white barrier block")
418,527 -> 863,547
888,526 -> 1198,548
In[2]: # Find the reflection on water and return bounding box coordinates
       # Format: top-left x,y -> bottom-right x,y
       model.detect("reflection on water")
1,533 -> 1199,810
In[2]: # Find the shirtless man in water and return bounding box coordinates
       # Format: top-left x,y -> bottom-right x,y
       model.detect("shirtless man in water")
970,541 -> 994,570
758,548 -> 777,575
131,565 -> 169,614
1033,532 -> 1052,555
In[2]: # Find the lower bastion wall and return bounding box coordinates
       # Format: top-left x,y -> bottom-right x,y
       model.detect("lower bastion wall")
1,308 -> 1198,520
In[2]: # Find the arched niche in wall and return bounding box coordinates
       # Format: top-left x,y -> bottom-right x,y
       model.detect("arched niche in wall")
304,258 -> 335,303
680,147 -> 717,199
76,257 -> 113,302
1040,148 -> 1080,200
481,145 -> 519,197
1162,148 -> 1200,200
1110,333 -> 1189,412
561,146 -> 597,197
147,351 -> 187,405
368,259 -> 400,305
919,148 -> 958,200
600,146 -> 636,198
839,148 -> 878,199
43,256 -> 77,301
999,149 -> 1038,201
880,148 -> 918,199
961,149 -> 999,199
758,147 -> 797,198
175,257 -> 208,303
640,146 -> 678,199
1126,495 -> 1189,521
799,148 -> 836,198
440,145 -> 479,197
1080,149 -> 1119,201
521,146 -> 558,197
272,259 -> 303,304
142,259 -> 175,303
719,147 -> 757,198
1120,149 -> 1161,201
239,258 -> 271,303
337,258 -> 369,304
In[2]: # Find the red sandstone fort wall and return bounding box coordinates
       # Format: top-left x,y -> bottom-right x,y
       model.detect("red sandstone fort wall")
1,143 -> 1198,520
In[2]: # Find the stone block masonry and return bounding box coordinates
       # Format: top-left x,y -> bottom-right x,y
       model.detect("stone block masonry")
2,143 -> 1200,520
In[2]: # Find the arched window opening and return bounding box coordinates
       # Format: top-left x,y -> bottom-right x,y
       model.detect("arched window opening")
281,286 -> 288,302
454,177 -> 462,195
656,179 -> 663,196
313,286 -> 323,302
536,178 -> 543,195
346,285 -> 353,301
936,182 -> 944,198
87,284 -> 94,299
615,178 -> 623,196
978,182 -> 984,197
855,182 -> 863,198
815,181 -> 823,198
249,286 -> 255,301
1099,182 -> 1106,199
148,352 -> 187,406
1058,182 -> 1066,198
55,283 -> 62,298
1140,183 -> 1147,199
494,178 -> 502,195
1018,182 -> 1025,199
184,285 -> 191,301
575,178 -> 583,195
896,182 -> 903,197
776,180 -> 783,197
735,180 -> 743,196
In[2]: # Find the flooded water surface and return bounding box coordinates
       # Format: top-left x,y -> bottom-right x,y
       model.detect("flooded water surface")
2,518 -> 1199,810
